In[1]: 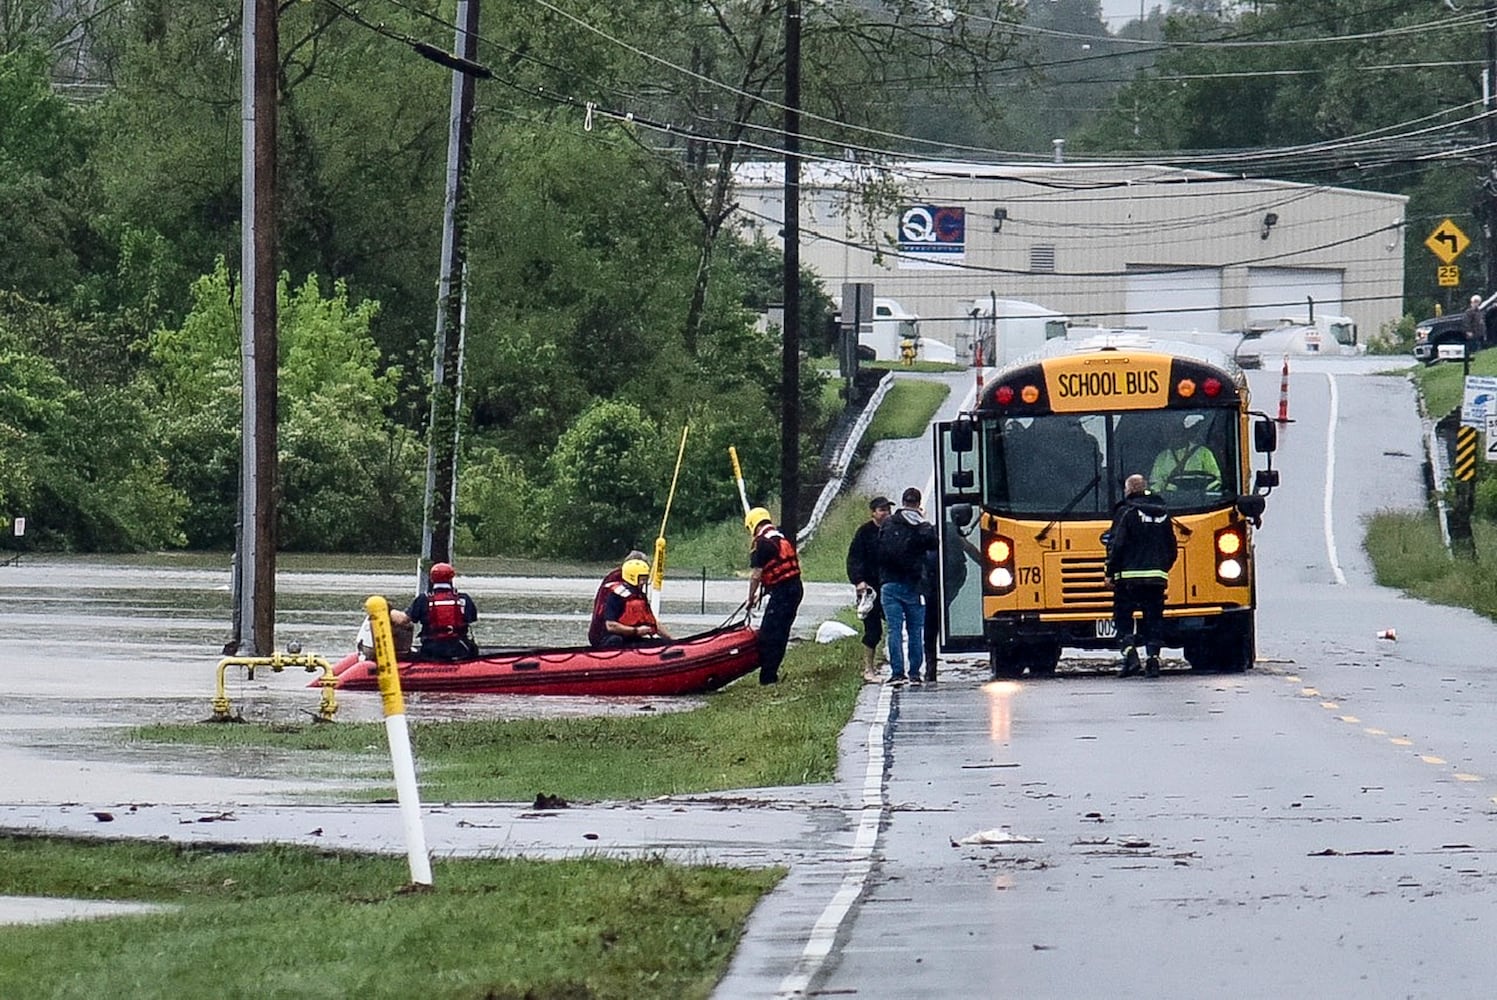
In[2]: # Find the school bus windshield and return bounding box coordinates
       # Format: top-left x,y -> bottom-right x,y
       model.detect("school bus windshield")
983,408 -> 1239,516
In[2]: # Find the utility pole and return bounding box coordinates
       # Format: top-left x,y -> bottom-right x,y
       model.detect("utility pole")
234,0 -> 278,655
1486,0 -> 1497,296
419,0 -> 481,587
781,0 -> 802,541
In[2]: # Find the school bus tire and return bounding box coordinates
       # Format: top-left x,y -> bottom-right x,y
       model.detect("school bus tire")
989,641 -> 1060,679
1184,618 -> 1253,673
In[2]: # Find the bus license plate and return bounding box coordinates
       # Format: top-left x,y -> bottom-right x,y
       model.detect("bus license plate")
1094,619 -> 1116,639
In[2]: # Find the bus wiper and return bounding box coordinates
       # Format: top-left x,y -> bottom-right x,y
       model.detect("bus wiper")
1036,472 -> 1102,542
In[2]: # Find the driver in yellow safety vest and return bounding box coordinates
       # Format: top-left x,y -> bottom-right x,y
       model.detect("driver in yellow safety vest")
1150,441 -> 1222,495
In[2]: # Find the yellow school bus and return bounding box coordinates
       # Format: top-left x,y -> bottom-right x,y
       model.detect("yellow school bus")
933,335 -> 1279,677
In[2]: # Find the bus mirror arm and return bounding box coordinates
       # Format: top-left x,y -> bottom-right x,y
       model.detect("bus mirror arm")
1237,493 -> 1267,526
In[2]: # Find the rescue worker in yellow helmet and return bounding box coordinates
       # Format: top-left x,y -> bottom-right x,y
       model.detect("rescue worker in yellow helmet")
745,507 -> 803,685
593,557 -> 671,648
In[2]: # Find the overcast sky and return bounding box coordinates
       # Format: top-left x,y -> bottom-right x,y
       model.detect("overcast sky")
1098,0 -> 1151,27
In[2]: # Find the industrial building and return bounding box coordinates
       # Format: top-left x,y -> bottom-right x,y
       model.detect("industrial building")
732,159 -> 1408,352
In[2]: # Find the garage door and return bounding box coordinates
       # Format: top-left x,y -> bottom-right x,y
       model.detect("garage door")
1246,267 -> 1343,325
1125,267 -> 1222,332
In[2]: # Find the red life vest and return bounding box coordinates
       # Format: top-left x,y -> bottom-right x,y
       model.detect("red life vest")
755,525 -> 801,587
588,569 -> 624,646
612,584 -> 659,632
424,586 -> 467,639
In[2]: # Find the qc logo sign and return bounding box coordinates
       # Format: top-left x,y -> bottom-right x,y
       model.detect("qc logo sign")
897,205 -> 966,268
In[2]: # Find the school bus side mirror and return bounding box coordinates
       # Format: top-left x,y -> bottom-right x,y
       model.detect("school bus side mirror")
1253,470 -> 1280,494
949,503 -> 974,528
1254,417 -> 1277,453
950,420 -> 974,452
1236,494 -> 1266,521
953,471 -> 974,490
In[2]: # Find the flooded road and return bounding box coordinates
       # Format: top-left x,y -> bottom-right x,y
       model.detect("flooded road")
0,554 -> 852,802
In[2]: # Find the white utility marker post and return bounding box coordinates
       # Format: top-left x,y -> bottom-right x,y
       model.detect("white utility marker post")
364,596 -> 433,887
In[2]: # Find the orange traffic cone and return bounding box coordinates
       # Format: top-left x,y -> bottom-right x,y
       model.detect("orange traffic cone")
1275,357 -> 1292,424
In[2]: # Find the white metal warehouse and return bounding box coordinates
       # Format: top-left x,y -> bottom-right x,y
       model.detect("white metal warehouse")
732,160 -> 1408,350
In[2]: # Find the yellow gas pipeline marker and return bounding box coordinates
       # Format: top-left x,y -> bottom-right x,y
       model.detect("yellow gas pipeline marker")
366,595 -> 433,888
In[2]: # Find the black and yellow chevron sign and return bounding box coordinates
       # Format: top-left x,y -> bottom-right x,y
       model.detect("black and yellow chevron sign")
1455,426 -> 1478,482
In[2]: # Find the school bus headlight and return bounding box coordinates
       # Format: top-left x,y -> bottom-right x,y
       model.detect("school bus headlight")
1216,529 -> 1242,555
1217,558 -> 1243,581
987,538 -> 1011,562
1020,384 -> 1040,404
988,567 -> 1014,589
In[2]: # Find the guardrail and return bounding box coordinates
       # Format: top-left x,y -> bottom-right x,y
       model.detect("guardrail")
798,371 -> 895,548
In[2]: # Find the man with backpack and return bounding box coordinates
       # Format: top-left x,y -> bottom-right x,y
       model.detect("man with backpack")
877,487 -> 938,686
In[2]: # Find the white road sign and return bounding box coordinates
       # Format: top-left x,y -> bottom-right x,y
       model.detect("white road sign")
1488,414 -> 1497,462
1462,375 -> 1497,428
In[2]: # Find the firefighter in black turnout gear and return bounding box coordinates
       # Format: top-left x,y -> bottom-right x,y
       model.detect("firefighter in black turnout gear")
745,507 -> 803,685
1105,475 -> 1178,678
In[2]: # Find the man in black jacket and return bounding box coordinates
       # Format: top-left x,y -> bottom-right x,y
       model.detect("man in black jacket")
846,495 -> 893,682
1105,474 -> 1178,678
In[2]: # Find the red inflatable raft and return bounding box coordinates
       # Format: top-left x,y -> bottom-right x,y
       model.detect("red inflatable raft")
322,625 -> 760,697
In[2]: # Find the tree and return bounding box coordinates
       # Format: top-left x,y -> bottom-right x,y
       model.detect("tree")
148,260 -> 419,551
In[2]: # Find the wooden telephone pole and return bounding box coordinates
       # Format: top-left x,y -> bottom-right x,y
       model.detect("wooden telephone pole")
233,0 -> 278,655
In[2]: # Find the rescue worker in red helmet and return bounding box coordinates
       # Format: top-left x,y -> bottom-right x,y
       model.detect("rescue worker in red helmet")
401,561 -> 480,660
592,557 -> 672,648
745,506 -> 802,685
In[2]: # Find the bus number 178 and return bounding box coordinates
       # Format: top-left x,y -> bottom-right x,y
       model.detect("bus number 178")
1018,566 -> 1042,585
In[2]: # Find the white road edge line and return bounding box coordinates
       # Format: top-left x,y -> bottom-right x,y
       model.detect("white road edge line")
1323,372 -> 1347,585
775,682 -> 894,998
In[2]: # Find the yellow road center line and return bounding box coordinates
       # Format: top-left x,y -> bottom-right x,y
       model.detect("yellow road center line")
1420,755 -> 1446,765
1320,701 -> 1339,709
1337,715 -> 1360,723
1454,774 -> 1482,782
1301,687 -> 1320,697
1285,675 -> 1301,682
1364,728 -> 1386,735
1390,738 -> 1413,746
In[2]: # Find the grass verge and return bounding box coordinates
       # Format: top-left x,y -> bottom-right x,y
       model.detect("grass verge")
1362,510 -> 1497,621
0,835 -> 776,1000
133,632 -> 867,803
1409,345 -> 1497,417
865,379 -> 949,441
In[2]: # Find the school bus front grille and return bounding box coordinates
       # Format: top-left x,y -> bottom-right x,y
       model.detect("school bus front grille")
1058,555 -> 1111,608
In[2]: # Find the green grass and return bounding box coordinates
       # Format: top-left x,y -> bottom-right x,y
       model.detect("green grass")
134,631 -> 867,803
1363,510 -> 1497,621
865,360 -> 962,373
865,380 -> 950,440
0,835 -> 776,1000
1410,346 -> 1497,417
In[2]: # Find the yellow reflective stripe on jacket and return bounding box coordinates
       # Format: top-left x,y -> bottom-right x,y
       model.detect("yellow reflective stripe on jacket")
1116,568 -> 1170,582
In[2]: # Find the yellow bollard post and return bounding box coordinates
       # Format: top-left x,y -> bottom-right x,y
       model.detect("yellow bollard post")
365,595 -> 434,888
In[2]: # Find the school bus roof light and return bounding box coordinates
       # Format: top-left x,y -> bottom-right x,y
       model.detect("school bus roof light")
1176,378 -> 1197,398
995,385 -> 1015,405
1020,384 -> 1040,404
1202,377 -> 1223,397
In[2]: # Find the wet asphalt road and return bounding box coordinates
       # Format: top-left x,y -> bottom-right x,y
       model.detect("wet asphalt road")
8,361 -> 1497,998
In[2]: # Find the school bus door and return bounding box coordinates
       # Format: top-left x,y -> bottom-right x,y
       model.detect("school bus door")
934,419 -> 985,652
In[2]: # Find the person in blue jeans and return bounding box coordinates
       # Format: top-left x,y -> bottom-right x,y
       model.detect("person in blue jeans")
877,487 -> 938,685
